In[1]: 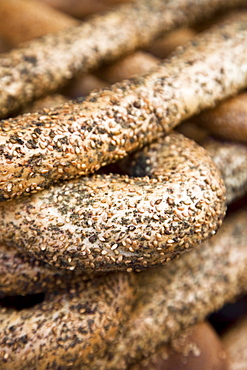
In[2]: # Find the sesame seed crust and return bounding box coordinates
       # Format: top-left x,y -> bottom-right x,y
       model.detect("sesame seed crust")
0,243 -> 98,297
93,208 -> 247,369
0,13 -> 247,201
0,132 -> 226,272
2,137 -> 247,296
0,0 -> 245,118
0,272 -> 135,369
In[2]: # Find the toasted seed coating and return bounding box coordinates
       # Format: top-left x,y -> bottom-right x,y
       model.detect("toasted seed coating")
0,244 -> 98,297
0,14 -> 247,201
2,136 -> 247,296
204,139 -> 247,204
0,272 -> 135,369
0,132 -> 225,271
0,0 -> 245,118
93,208 -> 247,369
195,92 -> 247,143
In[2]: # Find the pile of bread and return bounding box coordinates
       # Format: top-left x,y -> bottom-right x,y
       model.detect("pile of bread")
0,0 -> 246,368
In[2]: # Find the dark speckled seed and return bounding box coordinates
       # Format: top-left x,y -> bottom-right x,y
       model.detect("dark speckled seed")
0,208 -> 246,369
0,0 -> 245,118
0,132 -> 226,272
0,243 -> 99,297
0,13 -> 247,201
91,209 -> 247,369
0,272 -> 135,370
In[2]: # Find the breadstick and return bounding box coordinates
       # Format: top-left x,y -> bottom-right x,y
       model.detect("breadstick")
93,208 -> 247,369
1,14 -> 247,201
0,0 -> 246,118
0,132 -> 225,271
0,272 -> 135,369
194,92 -> 247,143
0,0 -> 78,46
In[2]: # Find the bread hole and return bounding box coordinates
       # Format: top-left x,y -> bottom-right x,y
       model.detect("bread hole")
0,292 -> 45,310
208,294 -> 247,335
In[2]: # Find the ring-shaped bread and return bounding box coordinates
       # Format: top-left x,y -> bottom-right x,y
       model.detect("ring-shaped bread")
0,132 -> 225,272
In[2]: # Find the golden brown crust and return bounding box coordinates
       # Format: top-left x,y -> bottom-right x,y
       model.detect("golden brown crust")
93,208 -> 247,369
1,207 -> 246,369
0,0 -> 246,118
0,0 -> 78,46
194,92 -> 247,143
62,74 -> 108,99
146,27 -> 196,59
40,0 -> 133,19
0,133 -> 226,272
0,14 -> 247,200
96,51 -> 159,84
0,272 -> 135,369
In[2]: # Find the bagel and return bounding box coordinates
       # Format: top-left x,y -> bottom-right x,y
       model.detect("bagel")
0,0 -> 245,118
0,132 -> 225,271
0,13 -> 247,200
0,272 -> 135,369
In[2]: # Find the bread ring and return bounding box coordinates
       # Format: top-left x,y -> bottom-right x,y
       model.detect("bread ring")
0,208 -> 245,370
2,136 -> 247,296
0,272 -> 135,369
0,132 -> 225,272
94,208 -> 247,369
0,0 -> 245,118
0,13 -> 247,201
